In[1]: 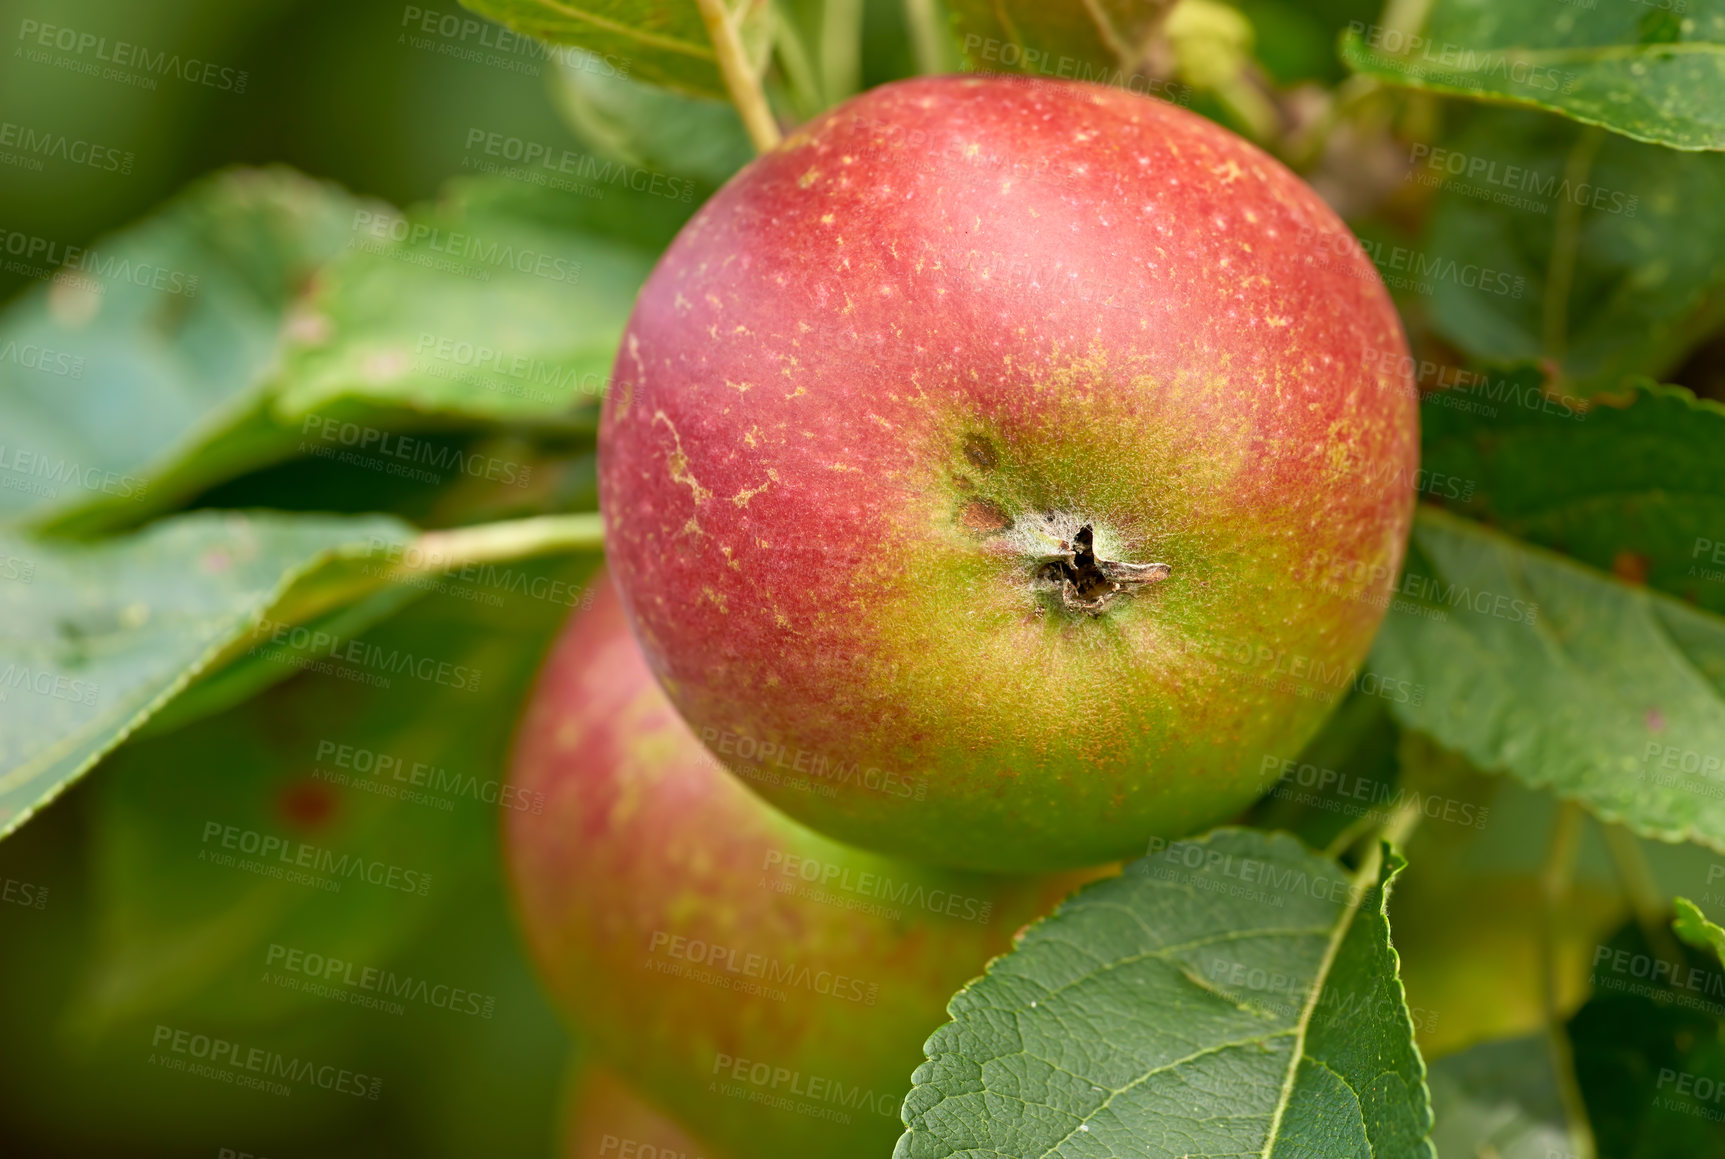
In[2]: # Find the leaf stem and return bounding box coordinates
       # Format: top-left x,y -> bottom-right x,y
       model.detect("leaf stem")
771,4 -> 822,115
379,513 -> 605,584
903,0 -> 950,75
1601,821 -> 1682,965
1264,805 -> 1410,1154
1541,127 -> 1603,365
1541,800 -> 1597,1159
696,0 -> 783,152
820,0 -> 865,105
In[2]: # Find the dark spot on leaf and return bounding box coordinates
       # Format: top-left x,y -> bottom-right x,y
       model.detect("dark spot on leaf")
1613,552 -> 1650,586
278,778 -> 338,830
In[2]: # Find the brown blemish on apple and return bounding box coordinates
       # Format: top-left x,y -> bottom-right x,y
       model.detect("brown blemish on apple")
962,434 -> 998,470
960,499 -> 1012,534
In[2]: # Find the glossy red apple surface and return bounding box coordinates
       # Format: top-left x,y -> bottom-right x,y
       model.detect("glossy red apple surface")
598,74 -> 1416,870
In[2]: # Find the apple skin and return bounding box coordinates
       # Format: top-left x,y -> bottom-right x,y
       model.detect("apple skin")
598,74 -> 1417,872
506,575 -> 1101,1159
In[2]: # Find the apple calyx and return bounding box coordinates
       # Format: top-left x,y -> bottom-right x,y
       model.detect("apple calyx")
988,508 -> 1171,616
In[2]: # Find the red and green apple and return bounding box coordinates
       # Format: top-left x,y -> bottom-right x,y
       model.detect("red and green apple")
597,75 -> 1417,871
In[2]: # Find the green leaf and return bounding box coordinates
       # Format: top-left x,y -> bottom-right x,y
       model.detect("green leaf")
0,167 -> 383,534
1339,1 -> 1725,151
74,555 -> 595,1031
1675,896 -> 1725,966
0,510 -> 412,841
1415,110 -> 1725,395
1422,376 -> 1725,615
269,177 -> 674,426
1369,506 -> 1725,853
896,829 -> 1433,1158
1425,1035 -> 1572,1159
552,49 -> 754,188
456,0 -> 771,99
137,511 -> 605,738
